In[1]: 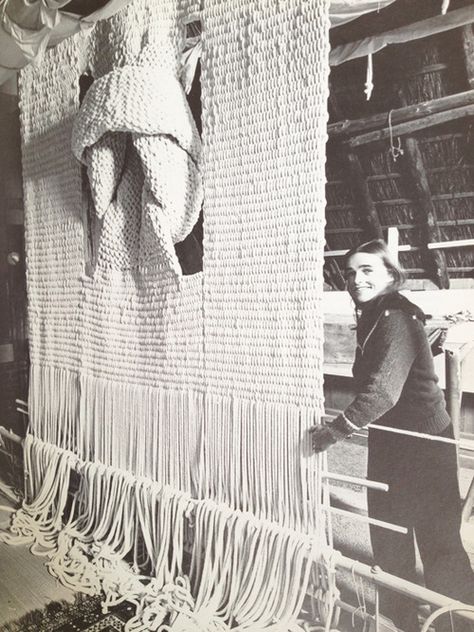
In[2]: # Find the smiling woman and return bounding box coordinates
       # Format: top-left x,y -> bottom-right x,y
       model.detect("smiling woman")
344,242 -> 404,305
312,239 -> 474,632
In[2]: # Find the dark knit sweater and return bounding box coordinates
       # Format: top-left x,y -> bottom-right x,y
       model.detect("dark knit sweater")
334,292 -> 450,436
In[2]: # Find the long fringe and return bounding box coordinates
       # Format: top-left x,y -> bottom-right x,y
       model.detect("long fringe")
29,364 -> 324,534
1,436 -> 337,631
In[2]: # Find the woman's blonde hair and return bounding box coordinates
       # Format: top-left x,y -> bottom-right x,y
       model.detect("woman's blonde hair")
344,239 -> 406,291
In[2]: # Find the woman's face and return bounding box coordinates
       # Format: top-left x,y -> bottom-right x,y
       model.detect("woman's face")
345,252 -> 394,305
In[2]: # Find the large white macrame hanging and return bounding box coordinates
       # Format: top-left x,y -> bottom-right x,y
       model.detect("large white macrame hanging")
7,0 -> 334,629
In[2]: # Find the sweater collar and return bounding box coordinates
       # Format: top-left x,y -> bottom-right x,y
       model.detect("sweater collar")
355,291 -> 426,345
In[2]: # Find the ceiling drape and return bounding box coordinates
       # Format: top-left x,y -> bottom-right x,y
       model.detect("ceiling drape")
0,0 -> 399,89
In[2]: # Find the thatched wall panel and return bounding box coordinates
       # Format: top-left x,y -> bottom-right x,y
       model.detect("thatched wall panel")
324,207 -> 359,230
428,166 -> 474,195
325,24 -> 473,284
395,32 -> 465,105
439,224 -> 474,243
360,148 -> 400,177
420,133 -> 467,168
376,203 -> 417,226
327,233 -> 362,251
368,175 -> 404,201
444,248 -> 474,269
325,182 -> 354,207
434,197 -> 474,220
396,228 -> 418,246
399,250 -> 424,271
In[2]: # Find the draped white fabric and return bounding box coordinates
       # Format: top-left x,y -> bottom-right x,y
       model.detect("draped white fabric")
0,0 -> 399,88
330,5 -> 474,66
0,0 -> 134,86
329,0 -> 396,27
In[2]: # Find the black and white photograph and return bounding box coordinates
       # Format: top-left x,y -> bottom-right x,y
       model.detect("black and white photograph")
0,1 -> 473,631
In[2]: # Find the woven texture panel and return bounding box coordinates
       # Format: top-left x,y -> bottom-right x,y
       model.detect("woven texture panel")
16,1 -> 334,628
202,0 -> 329,409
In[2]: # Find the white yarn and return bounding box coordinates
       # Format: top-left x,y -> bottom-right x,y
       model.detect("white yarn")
72,45 -> 203,275
0,435 -> 75,554
16,0 -> 335,628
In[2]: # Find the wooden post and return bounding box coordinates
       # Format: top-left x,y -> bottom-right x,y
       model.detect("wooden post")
387,227 -> 399,264
445,348 -> 462,474
344,151 -> 384,241
401,136 -> 450,288
461,24 -> 474,89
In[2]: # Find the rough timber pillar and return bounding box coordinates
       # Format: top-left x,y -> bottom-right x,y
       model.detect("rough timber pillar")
461,24 -> 474,89
401,136 -> 450,289
344,150 -> 384,241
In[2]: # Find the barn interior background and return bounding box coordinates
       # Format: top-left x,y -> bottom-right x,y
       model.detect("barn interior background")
0,0 -> 473,631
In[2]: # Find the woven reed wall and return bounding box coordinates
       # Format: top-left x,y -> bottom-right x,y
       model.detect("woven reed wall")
325,28 -> 474,285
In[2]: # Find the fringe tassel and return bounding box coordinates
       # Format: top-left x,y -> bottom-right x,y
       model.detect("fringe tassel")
189,499 -> 324,631
1,436 -> 337,631
0,435 -> 75,554
29,364 -> 203,494
29,364 -> 325,535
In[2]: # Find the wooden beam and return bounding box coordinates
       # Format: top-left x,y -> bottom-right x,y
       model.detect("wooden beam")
344,151 -> 384,241
328,89 -> 474,138
387,227 -> 399,264
324,240 -> 474,257
462,24 -> 474,89
401,136 -> 450,289
348,104 -> 474,148
403,267 -> 473,273
330,6 -> 474,67
326,219 -> 474,233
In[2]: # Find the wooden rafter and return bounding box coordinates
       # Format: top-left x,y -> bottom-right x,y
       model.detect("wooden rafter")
328,89 -> 474,138
325,86 -> 356,290
348,104 -> 474,148
401,136 -> 450,289
330,5 -> 474,67
343,151 -> 384,242
462,24 -> 474,89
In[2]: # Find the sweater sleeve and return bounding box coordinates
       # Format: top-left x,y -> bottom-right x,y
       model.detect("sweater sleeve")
338,310 -> 423,430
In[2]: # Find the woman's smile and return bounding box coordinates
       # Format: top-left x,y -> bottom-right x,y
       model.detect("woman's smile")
345,252 -> 394,304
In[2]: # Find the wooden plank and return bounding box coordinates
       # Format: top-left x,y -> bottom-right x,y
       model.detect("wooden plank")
427,239 -> 474,250
404,267 -> 474,273
324,240 -> 474,257
462,24 -> 474,89
387,227 -> 399,263
328,89 -> 474,138
326,220 -> 474,233
348,104 -> 474,148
